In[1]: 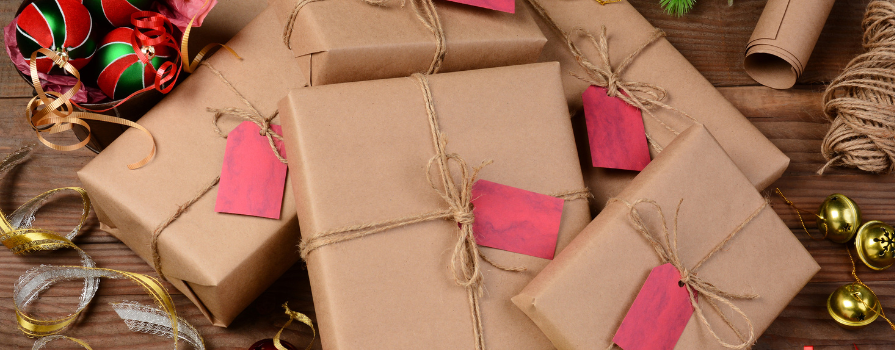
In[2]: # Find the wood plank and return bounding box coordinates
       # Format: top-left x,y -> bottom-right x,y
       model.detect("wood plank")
627,0 -> 870,87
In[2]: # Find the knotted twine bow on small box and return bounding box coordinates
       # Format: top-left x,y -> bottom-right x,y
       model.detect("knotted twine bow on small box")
524,0 -> 698,153
604,198 -> 766,350
0,146 -> 206,350
296,73 -> 592,350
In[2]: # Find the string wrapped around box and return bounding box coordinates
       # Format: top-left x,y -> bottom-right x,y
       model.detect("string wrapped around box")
819,0 -> 895,174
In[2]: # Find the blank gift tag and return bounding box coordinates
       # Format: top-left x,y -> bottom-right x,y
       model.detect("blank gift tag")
613,263 -> 695,350
215,121 -> 288,219
445,0 -> 515,13
470,180 -> 564,259
583,85 -> 651,171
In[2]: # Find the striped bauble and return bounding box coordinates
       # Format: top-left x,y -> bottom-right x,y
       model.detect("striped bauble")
15,0 -> 97,73
83,0 -> 156,29
86,27 -> 174,100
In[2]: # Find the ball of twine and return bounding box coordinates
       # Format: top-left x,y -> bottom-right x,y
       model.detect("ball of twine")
819,0 -> 895,175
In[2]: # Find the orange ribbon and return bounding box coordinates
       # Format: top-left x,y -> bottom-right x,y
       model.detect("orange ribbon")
26,48 -> 157,170
180,0 -> 241,73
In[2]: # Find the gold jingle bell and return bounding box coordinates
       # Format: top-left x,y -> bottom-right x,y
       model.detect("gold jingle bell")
855,220 -> 895,271
817,194 -> 862,243
828,282 -> 881,329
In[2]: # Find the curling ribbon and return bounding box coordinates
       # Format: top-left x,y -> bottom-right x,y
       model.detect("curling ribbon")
25,47 -> 157,170
180,0 -> 241,73
0,146 -> 204,349
273,303 -> 316,350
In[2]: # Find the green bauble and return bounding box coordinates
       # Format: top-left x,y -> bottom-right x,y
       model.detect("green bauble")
84,27 -> 174,100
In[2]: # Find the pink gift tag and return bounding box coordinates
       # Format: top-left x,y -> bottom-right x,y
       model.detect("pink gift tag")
470,180 -> 564,259
215,121 -> 288,219
445,0 -> 515,13
583,85 -> 651,171
613,263 -> 695,350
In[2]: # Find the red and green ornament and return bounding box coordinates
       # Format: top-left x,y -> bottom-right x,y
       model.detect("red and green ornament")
15,0 -> 97,73
83,0 -> 156,29
87,27 -> 174,100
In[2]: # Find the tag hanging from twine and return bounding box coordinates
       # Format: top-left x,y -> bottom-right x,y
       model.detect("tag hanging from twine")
605,197 -> 765,350
296,73 -> 591,350
0,146 -> 205,350
523,0 -> 698,153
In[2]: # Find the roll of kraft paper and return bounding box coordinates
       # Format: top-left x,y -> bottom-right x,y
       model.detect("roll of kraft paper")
744,0 -> 835,89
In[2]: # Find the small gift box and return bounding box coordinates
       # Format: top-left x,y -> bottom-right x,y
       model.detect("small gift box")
521,0 -> 789,212
77,8 -> 306,327
278,63 -> 591,349
512,125 -> 820,350
270,0 -> 547,86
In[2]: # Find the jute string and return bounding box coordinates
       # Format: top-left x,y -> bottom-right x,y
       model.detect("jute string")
282,0 -> 445,75
604,198 -> 765,350
149,62 -> 285,280
523,0 -> 698,152
819,0 -> 895,174
298,73 -> 591,350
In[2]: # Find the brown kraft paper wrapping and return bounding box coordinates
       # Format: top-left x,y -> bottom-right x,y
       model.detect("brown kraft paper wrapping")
271,0 -> 546,86
278,62 -> 591,349
745,0 -> 836,89
512,125 -> 820,350
521,0 -> 789,213
76,8 -> 305,327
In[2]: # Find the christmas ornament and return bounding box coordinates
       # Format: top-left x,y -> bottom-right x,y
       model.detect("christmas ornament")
776,189 -> 862,243
87,27 -> 175,100
827,282 -> 881,329
826,250 -> 894,331
855,220 -> 895,271
83,0 -> 156,28
249,339 -> 297,350
817,194 -> 863,243
15,0 -> 97,73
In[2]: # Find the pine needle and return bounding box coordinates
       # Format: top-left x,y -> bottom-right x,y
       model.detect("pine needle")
660,0 -> 696,16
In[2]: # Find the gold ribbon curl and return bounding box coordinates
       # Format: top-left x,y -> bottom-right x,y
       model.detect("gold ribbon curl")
523,0 -> 698,153
180,0 -> 242,73
273,302 -> 316,350
299,73 -> 592,350
25,48 -> 157,170
0,146 -> 200,349
606,198 -> 765,350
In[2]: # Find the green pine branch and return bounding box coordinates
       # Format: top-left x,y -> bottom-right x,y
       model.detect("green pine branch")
659,0 -> 734,17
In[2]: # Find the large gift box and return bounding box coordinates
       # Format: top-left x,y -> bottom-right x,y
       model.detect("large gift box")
271,0 -> 547,86
512,125 -> 819,349
77,8 -> 305,327
278,63 -> 591,349
522,0 -> 789,211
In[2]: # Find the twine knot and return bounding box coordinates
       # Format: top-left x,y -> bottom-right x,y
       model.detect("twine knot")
207,107 -> 287,164
610,198 -> 767,350
452,210 -> 475,226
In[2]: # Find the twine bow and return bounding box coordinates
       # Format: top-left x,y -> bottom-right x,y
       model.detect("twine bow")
298,73 -> 591,350
0,146 -> 204,349
209,107 -> 287,164
609,198 -> 765,350
523,0 -> 698,152
282,0 -> 446,75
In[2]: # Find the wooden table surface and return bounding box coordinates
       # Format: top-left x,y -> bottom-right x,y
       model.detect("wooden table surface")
0,0 -> 891,348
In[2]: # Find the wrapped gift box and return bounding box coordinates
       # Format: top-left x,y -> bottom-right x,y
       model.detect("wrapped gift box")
513,125 -> 819,350
271,0 -> 547,86
77,7 -> 305,327
522,0 -> 789,212
278,63 -> 591,349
